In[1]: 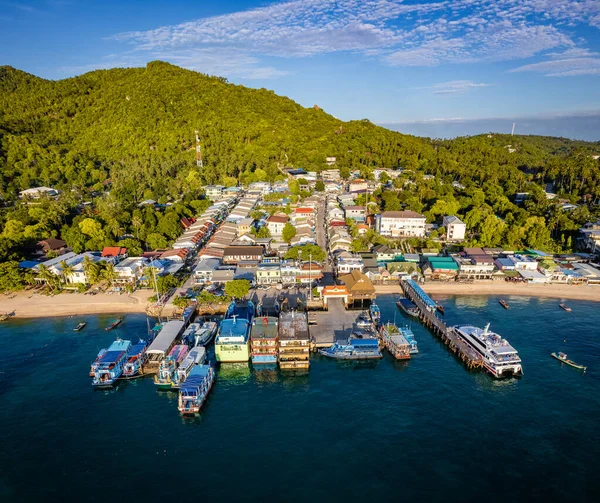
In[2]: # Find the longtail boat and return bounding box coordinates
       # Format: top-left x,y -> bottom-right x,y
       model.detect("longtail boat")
551,352 -> 586,371
105,317 -> 123,331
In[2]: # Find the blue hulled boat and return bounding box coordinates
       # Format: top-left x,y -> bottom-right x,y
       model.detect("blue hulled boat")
319,336 -> 382,360
91,339 -> 132,387
397,298 -> 418,317
123,340 -> 148,377
178,365 -> 215,415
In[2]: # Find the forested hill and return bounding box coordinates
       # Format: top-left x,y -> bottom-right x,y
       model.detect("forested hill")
0,61 -> 433,200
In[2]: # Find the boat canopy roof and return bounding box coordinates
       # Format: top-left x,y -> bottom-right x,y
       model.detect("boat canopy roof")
128,342 -> 147,354
147,320 -> 185,355
398,298 -> 416,308
98,350 -> 126,364
349,338 -> 379,347
108,339 -> 131,352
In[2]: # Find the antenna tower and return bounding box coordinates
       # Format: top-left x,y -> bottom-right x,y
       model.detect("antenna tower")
195,130 -> 203,168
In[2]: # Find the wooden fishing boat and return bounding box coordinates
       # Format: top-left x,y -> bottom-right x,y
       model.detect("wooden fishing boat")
436,304 -> 445,315
0,314 -> 9,321
559,303 -> 572,312
73,321 -> 86,332
499,299 -> 509,309
105,317 -> 123,331
551,352 -> 586,371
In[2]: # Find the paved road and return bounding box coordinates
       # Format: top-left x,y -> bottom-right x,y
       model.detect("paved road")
316,196 -> 335,285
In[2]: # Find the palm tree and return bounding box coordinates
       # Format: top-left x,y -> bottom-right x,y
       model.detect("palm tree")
131,215 -> 143,240
102,263 -> 118,287
83,255 -> 100,285
59,260 -> 76,285
36,264 -> 59,292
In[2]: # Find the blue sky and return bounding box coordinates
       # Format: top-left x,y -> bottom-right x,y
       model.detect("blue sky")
2,0 -> 600,125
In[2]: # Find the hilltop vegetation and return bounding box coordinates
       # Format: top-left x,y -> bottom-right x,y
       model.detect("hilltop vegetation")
0,61 -> 599,265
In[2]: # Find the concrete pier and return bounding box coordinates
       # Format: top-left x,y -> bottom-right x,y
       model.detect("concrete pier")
401,280 -> 483,370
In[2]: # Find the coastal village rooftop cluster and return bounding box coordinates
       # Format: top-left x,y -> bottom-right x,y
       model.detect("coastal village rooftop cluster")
17,166 -> 600,296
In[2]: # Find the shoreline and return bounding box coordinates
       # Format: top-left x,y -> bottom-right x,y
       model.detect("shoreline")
0,290 -> 153,319
375,282 -> 600,302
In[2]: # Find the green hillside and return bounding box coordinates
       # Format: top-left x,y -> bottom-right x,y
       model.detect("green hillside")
0,62 -> 598,275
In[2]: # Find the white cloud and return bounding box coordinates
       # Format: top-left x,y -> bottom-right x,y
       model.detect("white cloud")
511,56 -> 600,76
99,0 -> 600,78
429,80 -> 490,94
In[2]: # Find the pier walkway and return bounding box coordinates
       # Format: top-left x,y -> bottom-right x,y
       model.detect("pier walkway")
401,280 -> 483,370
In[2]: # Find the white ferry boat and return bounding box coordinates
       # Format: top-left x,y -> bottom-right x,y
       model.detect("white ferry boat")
454,323 -> 522,378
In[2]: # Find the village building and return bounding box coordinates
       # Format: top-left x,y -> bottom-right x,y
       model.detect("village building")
443,215 -> 466,241
375,210 -> 426,238
222,246 -> 264,265
266,215 -> 288,236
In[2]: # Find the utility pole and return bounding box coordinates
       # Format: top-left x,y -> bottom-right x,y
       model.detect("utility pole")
195,130 -> 203,168
309,253 -> 312,301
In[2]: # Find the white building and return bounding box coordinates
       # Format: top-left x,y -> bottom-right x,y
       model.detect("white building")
443,215 -> 466,241
193,258 -> 221,284
267,215 -> 288,236
580,220 -> 600,255
204,185 -> 225,200
375,211 -> 426,238
114,257 -> 149,284
19,186 -> 60,199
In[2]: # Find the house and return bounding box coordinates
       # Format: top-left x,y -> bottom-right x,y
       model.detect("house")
159,248 -> 189,263
114,257 -> 149,284
266,215 -> 288,236
326,156 -> 337,166
453,254 -> 494,280
372,244 -> 398,262
348,179 -> 368,193
580,220 -> 600,256
204,185 -> 225,200
494,257 -> 516,271
344,205 -> 366,222
296,263 -> 323,284
336,255 -> 364,275
101,247 -> 128,264
443,215 -> 466,241
193,258 -> 221,284
322,169 -> 340,181
326,206 -> 345,221
510,254 -> 539,271
255,263 -> 281,285
236,218 -> 255,237
375,211 -> 426,238
19,186 -> 59,199
36,238 -> 69,257
222,246 -> 264,265
280,261 -> 301,284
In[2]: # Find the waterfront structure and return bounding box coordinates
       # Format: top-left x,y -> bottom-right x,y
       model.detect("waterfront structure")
422,256 -> 459,281
250,315 -> 279,365
375,211 -> 426,238
454,323 -> 522,378
443,215 -> 466,241
114,257 -> 149,284
215,301 -> 255,363
279,311 -> 310,369
339,270 -> 376,307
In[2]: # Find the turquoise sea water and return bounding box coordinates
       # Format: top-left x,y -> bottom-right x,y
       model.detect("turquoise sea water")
1,294 -> 599,503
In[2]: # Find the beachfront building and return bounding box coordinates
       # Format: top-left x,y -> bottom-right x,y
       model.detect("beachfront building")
375,211 -> 426,238
339,270 -> 376,308
36,238 -> 69,257
114,257 -> 150,284
101,247 -> 128,264
443,215 -> 466,242
422,256 -> 459,281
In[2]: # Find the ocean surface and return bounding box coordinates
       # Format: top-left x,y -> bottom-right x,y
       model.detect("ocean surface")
1,294 -> 599,503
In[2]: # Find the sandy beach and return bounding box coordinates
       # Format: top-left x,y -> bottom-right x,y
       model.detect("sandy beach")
375,282 -> 600,302
0,290 -> 154,319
